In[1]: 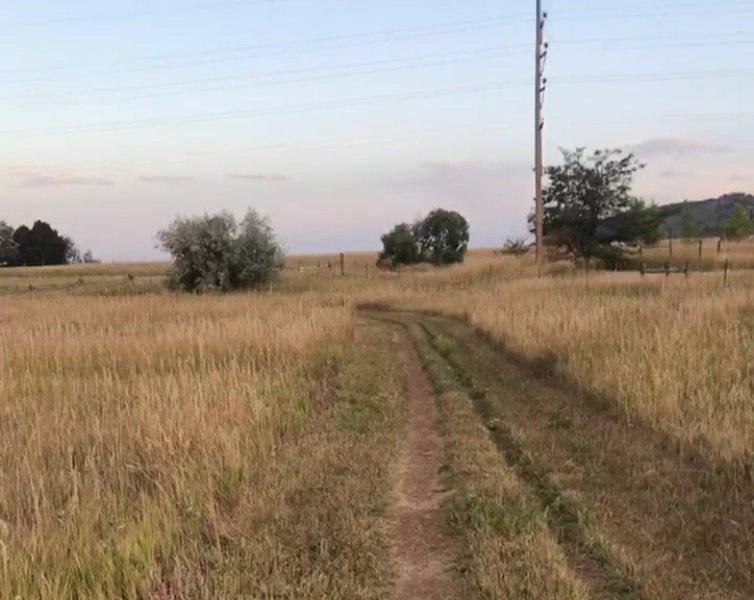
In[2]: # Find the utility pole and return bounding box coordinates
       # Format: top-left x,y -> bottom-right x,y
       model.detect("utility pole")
534,0 -> 547,276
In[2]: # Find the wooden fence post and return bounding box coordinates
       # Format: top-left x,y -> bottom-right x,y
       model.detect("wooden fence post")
638,244 -> 643,258
717,238 -> 723,254
340,253 -> 345,276
669,239 -> 673,258
698,239 -> 703,259
640,262 -> 645,277
664,261 -> 670,278
724,259 -> 729,287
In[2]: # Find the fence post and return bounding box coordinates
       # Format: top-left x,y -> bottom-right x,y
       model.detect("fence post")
638,244 -> 643,258
640,262 -> 645,277
717,238 -> 722,254
664,261 -> 670,277
724,258 -> 729,287
698,239 -> 703,259
340,253 -> 345,276
685,261 -> 690,278
669,239 -> 673,258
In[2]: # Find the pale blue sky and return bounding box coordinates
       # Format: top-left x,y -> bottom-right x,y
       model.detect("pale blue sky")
2,0 -> 751,259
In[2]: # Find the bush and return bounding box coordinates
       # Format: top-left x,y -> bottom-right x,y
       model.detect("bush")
377,223 -> 420,269
157,208 -> 283,293
378,208 -> 469,268
501,237 -> 531,257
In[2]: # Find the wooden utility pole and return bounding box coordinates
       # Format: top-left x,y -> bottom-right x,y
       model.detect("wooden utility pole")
534,0 -> 547,277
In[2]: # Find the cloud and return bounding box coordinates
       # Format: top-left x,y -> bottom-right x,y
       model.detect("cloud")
628,138 -> 731,157
419,160 -> 489,173
138,175 -> 194,184
228,173 -> 289,182
8,165 -> 114,187
13,174 -> 114,187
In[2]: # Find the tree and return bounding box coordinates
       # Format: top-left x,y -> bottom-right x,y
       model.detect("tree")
680,202 -> 698,242
413,208 -> 469,265
82,250 -> 99,264
157,208 -> 284,293
378,223 -> 420,268
0,221 -> 18,265
65,238 -> 82,264
721,204 -> 752,240
9,221 -> 72,266
539,147 -> 659,263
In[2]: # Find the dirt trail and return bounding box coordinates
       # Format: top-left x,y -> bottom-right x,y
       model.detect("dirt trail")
390,329 -> 461,600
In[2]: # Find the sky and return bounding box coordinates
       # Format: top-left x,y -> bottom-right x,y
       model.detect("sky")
1,0 -> 752,260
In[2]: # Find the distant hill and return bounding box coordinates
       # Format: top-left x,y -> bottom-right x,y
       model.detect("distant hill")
659,192 -> 754,237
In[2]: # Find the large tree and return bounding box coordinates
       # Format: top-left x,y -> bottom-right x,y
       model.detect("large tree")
157,208 -> 284,293
539,148 -> 661,263
414,208 -> 469,265
378,223 -> 420,268
0,221 -> 17,265
378,208 -> 470,268
10,220 -> 72,266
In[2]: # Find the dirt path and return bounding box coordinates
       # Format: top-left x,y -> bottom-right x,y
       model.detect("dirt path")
390,329 -> 461,600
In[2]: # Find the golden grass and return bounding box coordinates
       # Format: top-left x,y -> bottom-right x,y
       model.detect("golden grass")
389,271 -> 754,464
0,293 -> 368,597
3,247 -> 754,596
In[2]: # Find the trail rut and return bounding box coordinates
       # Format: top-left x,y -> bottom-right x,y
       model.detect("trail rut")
390,329 -> 461,600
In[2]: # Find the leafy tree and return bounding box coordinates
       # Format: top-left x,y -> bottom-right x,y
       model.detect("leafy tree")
539,147 -> 659,263
82,250 -> 99,264
721,204 -> 752,240
378,223 -> 420,268
65,238 -> 82,264
414,208 -> 469,265
9,221 -> 72,266
680,202 -> 698,242
157,208 -> 284,293
0,221 -> 18,265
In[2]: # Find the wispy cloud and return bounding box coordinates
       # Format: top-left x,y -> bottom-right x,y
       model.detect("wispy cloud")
228,173 -> 289,182
9,165 -> 114,187
628,138 -> 731,157
138,175 -> 194,184
419,160 -> 488,173
13,174 -> 114,187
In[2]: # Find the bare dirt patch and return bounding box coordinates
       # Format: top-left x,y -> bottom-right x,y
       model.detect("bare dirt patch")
390,329 -> 461,600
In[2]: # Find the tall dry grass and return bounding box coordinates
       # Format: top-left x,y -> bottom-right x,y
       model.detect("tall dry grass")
391,270 -> 754,464
0,293 -> 352,597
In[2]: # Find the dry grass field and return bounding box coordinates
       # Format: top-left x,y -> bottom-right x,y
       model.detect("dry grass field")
1,248 -> 754,598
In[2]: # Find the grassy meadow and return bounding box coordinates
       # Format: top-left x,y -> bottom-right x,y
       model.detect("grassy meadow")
1,241 -> 754,598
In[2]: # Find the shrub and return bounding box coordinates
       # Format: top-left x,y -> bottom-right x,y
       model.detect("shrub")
157,209 -> 283,293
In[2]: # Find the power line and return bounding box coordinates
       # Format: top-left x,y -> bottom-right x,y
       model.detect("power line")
2,81 -> 522,137
0,16 -> 529,82
0,46 -> 529,103
0,0 -> 321,27
5,67 -> 751,136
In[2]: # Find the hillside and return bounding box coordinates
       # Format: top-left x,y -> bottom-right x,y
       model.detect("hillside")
659,192 -> 754,237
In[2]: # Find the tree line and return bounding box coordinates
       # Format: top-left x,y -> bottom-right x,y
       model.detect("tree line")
154,145 -> 752,293
0,220 -> 97,267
